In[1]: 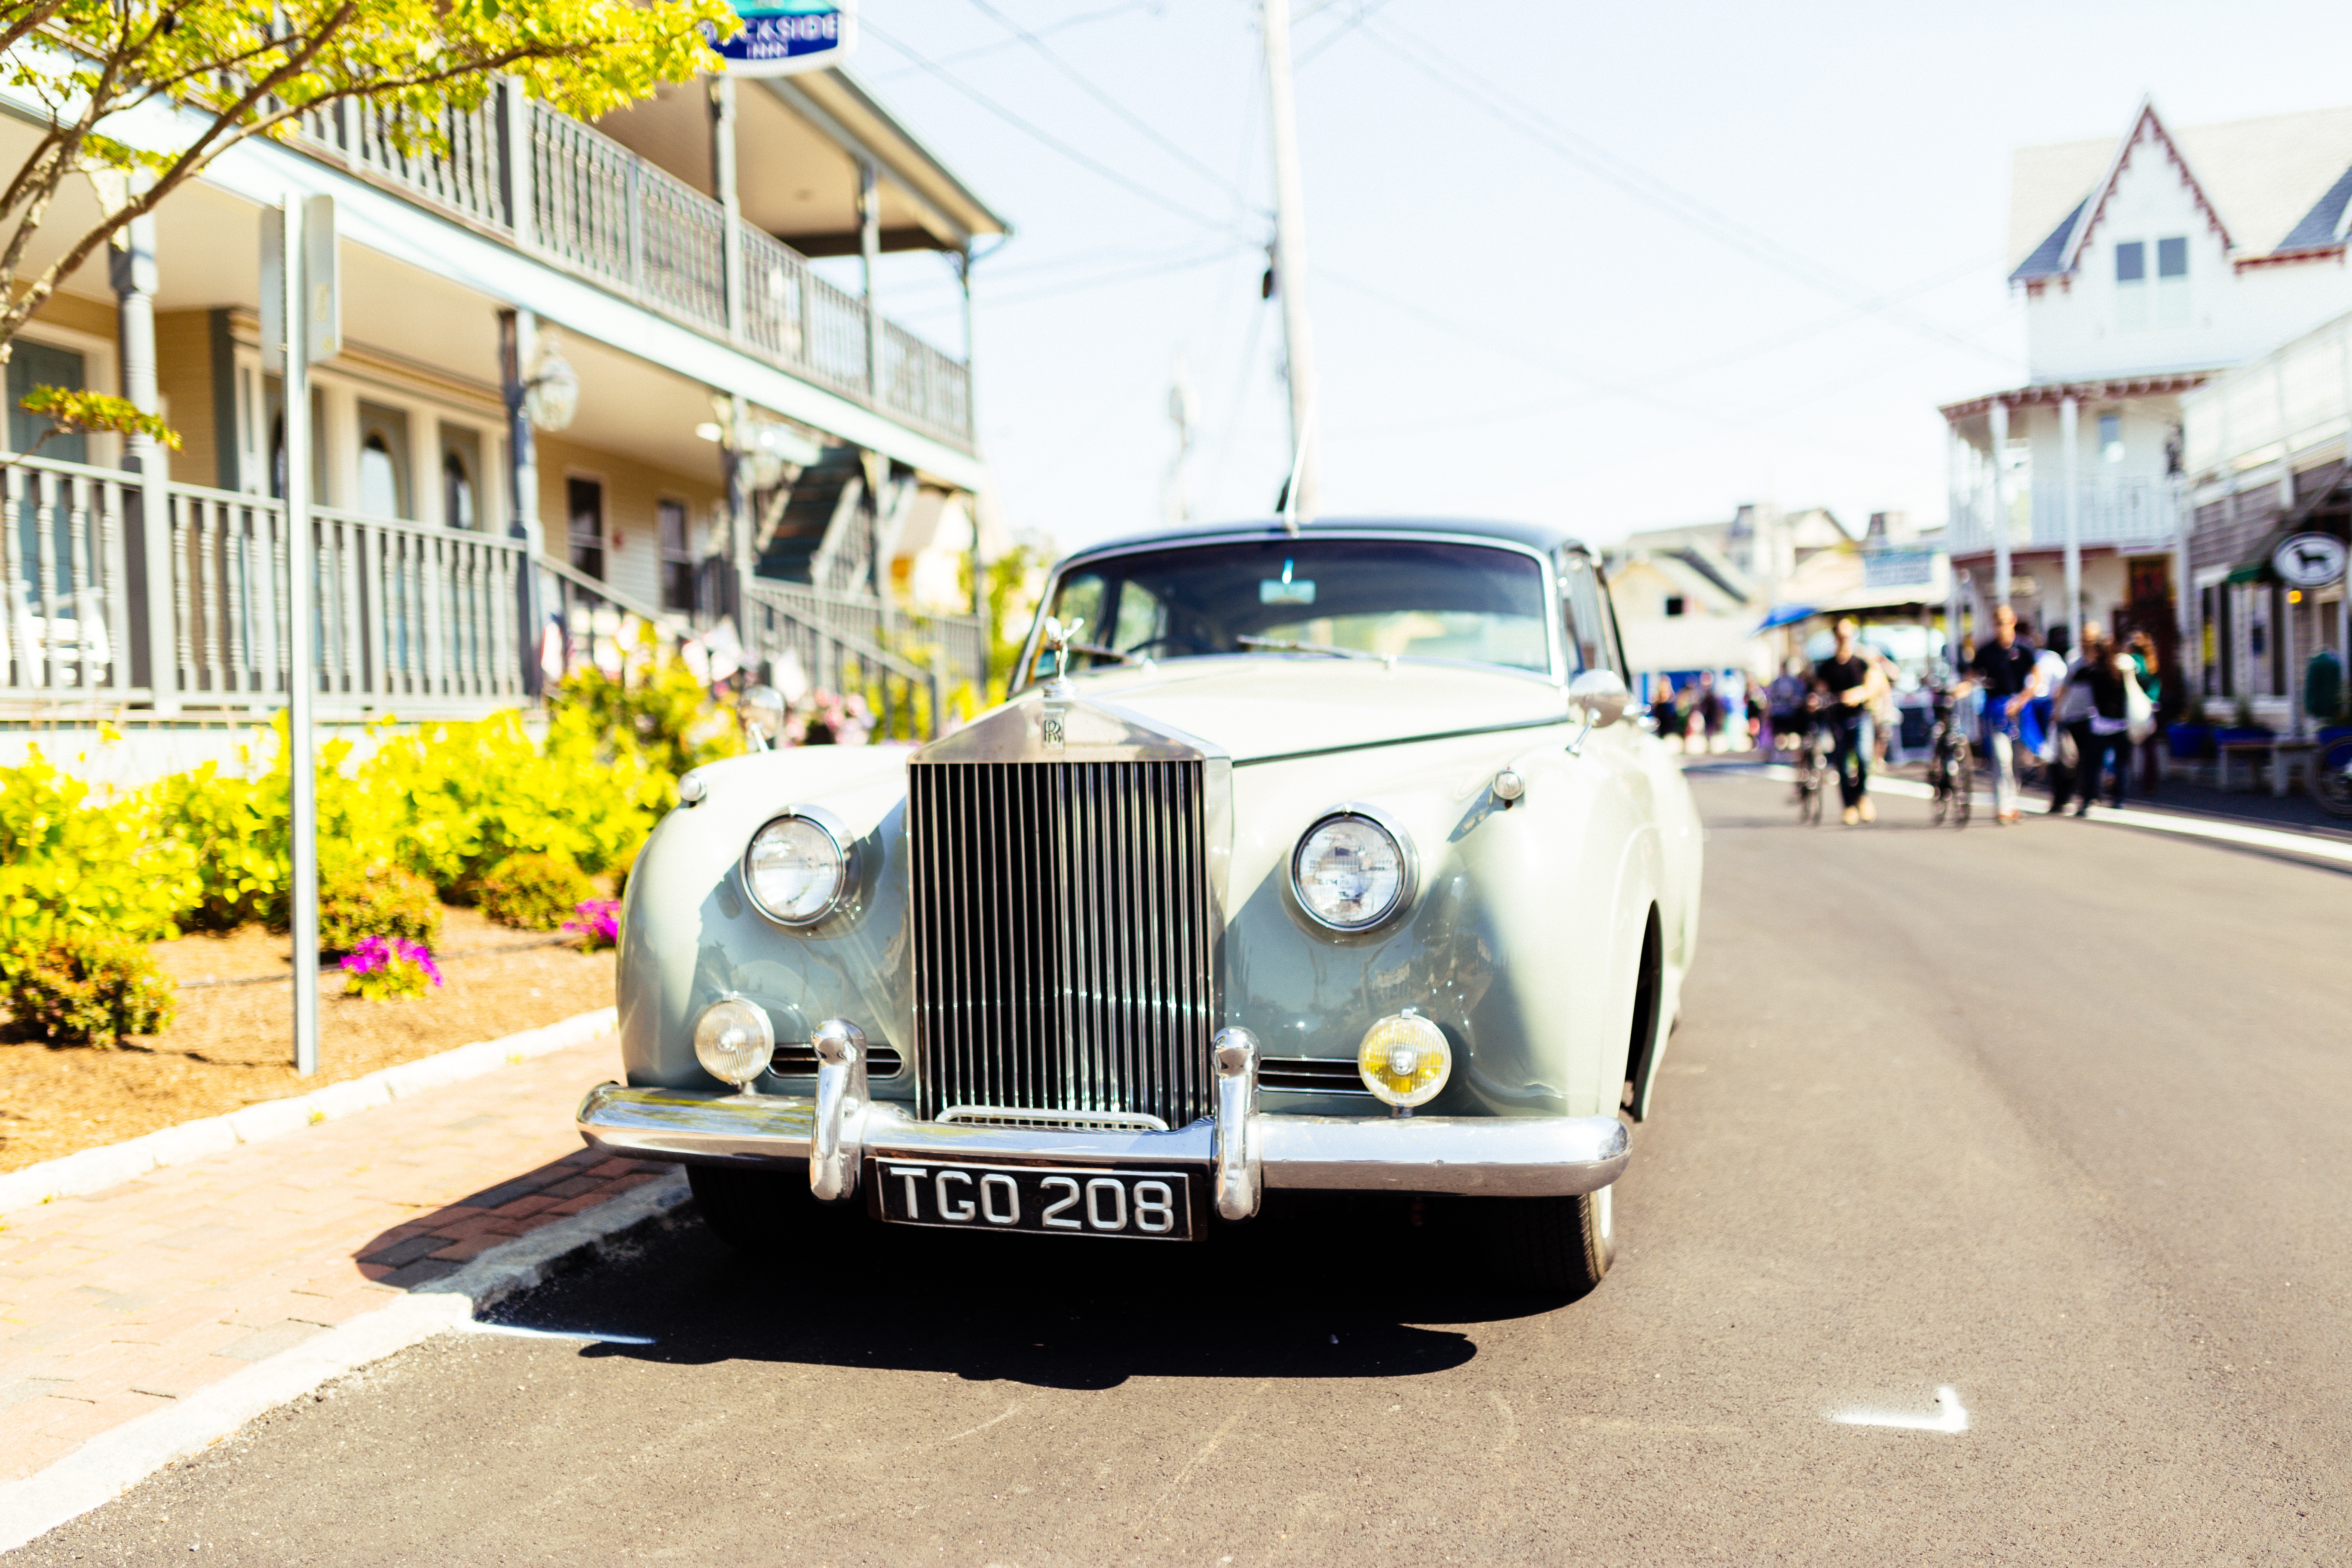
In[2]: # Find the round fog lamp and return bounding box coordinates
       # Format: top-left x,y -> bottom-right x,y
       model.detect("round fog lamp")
695,997 -> 775,1089
1358,1012 -> 1451,1109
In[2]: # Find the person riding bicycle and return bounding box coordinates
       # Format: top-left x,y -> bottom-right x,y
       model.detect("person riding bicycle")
1956,604 -> 2041,826
1813,618 -> 1886,826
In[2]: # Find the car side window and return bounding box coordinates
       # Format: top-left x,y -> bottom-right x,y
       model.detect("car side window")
1558,553 -> 1616,676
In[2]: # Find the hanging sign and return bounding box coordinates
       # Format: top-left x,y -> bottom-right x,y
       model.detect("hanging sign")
709,0 -> 855,76
2273,532 -> 2347,589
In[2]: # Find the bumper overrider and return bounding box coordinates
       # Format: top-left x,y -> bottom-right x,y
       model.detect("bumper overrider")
575,1027 -> 1631,1222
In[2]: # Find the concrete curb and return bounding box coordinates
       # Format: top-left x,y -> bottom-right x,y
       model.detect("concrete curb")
0,1006 -> 619,1216
0,1167 -> 690,1555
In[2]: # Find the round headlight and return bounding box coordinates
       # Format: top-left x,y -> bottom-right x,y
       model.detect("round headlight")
744,813 -> 846,926
1357,1012 -> 1451,1108
1291,812 -> 1410,930
695,997 -> 775,1088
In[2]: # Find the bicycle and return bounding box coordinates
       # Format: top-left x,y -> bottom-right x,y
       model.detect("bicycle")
1792,704 -> 1830,825
2312,732 -> 2352,818
1926,690 -> 1973,827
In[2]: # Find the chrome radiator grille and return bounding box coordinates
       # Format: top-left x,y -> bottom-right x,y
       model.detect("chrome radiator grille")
907,760 -> 1215,1130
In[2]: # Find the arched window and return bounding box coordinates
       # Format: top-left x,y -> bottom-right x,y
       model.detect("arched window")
358,433 -> 400,518
443,450 -> 475,530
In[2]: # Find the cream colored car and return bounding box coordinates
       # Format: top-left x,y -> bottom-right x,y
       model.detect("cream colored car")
579,519 -> 1702,1297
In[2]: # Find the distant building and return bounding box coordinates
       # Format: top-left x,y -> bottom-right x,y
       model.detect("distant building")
1939,99 -> 2352,678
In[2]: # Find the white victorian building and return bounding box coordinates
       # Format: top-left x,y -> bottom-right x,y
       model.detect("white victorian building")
1939,99 -> 2352,697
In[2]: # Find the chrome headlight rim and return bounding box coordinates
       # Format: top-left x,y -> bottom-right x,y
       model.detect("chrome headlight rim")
1288,803 -> 1418,934
741,805 -> 858,929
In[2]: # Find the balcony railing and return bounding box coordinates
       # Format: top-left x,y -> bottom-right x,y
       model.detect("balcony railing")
1945,477 -> 2186,555
286,86 -> 973,448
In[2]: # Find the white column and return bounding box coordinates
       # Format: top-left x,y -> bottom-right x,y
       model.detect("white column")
2060,395 -> 2081,642
710,75 -> 745,343
859,159 -> 882,402
1989,401 -> 2012,609
278,198 -> 320,1078
112,184 -> 175,714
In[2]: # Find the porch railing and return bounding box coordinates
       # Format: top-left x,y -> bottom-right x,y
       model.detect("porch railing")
169,484 -> 529,711
285,84 -> 973,449
1,455 -> 143,705
744,582 -> 943,743
750,578 -> 987,695
1944,477 -> 2186,556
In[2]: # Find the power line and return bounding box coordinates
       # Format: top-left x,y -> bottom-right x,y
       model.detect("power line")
978,245 -> 1257,309
963,0 -> 1256,217
1295,0 -> 1397,67
1354,15 -> 2016,367
860,17 -> 1246,237
871,1 -> 1155,79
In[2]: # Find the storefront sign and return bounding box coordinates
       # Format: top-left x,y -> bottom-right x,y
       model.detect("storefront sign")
2273,532 -> 2347,589
709,0 -> 854,76
1862,547 -> 1938,589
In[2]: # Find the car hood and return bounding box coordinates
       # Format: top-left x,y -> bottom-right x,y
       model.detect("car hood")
1046,656 -> 1569,762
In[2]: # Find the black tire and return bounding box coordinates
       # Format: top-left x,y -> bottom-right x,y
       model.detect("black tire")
1950,743 -> 1973,827
688,1164 -> 844,1251
1476,1187 -> 1615,1298
2311,737 -> 2352,819
1930,754 -> 1951,825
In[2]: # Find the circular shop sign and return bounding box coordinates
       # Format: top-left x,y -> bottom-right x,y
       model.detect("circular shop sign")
2273,532 -> 2348,589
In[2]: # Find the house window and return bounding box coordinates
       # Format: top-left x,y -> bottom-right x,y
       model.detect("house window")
2114,241 -> 2148,332
2099,413 -> 2123,463
2155,235 -> 2190,328
6,340 -> 86,462
567,476 -> 604,580
658,498 -> 695,612
1664,595 -> 1686,618
441,426 -> 482,530
355,403 -> 411,519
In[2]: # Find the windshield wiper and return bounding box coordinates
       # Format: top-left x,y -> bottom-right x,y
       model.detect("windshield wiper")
1238,635 -> 1394,668
1070,641 -> 1148,666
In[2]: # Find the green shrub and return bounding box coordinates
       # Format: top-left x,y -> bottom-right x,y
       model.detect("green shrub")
6,933 -> 175,1046
340,935 -> 443,1001
1,747 -> 199,975
549,633 -> 744,781
476,854 -> 598,931
318,861 -> 442,954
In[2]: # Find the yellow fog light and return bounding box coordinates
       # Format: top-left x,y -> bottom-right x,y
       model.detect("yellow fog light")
1357,1012 -> 1451,1109
694,997 -> 775,1090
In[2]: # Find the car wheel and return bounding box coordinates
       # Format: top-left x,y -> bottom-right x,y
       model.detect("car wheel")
1477,1185 -> 1614,1298
688,1164 -> 841,1251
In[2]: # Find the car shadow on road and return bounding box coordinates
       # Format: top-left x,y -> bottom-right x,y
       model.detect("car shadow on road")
496,1189 -> 1569,1390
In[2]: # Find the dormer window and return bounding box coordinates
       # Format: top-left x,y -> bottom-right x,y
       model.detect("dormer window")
2115,236 -> 2188,332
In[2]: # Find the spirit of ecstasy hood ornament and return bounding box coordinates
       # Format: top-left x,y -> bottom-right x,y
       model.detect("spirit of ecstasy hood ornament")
1040,615 -> 1084,696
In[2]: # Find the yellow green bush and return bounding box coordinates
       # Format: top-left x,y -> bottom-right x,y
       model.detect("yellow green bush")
9,932 -> 176,1046
318,861 -> 443,954
475,853 -> 598,932
0,748 -> 199,976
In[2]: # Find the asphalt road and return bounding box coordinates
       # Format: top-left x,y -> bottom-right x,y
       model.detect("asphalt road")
20,772 -> 2352,1567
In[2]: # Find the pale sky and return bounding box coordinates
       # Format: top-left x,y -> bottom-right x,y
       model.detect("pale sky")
843,0 -> 2352,557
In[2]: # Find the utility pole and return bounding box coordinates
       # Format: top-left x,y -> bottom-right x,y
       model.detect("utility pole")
1261,0 -> 1319,523
265,195 -> 330,1077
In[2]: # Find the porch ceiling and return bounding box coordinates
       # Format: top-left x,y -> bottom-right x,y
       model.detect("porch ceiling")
591,75 -> 977,254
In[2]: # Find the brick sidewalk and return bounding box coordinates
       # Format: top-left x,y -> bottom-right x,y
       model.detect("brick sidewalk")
0,1033 -> 665,1483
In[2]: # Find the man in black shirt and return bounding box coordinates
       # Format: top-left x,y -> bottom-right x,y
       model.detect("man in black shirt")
1963,603 -> 2041,824
1813,618 -> 1883,825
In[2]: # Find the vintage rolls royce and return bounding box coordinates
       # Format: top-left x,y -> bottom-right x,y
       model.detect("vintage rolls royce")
577,518 -> 1702,1295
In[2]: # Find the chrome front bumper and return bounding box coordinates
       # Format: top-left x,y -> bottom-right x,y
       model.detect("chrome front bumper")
577,1038 -> 1629,1221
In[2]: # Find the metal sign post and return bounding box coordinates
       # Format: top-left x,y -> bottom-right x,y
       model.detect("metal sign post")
263,193 -> 336,1076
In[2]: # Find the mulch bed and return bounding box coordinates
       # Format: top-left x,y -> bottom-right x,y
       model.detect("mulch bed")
0,906 -> 615,1175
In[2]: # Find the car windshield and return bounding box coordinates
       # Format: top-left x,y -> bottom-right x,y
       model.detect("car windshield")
1026,539 -> 1552,685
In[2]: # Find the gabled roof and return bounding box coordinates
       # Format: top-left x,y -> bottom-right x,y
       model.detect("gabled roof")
2008,98 -> 2352,283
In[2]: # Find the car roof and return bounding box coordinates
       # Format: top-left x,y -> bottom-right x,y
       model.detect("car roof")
1063,516 -> 1591,561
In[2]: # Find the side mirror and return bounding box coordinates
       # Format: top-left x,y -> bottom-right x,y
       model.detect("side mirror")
739,684 -> 787,750
1568,668 -> 1630,728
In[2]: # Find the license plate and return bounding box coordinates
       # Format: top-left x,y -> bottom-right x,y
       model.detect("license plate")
871,1161 -> 1196,1241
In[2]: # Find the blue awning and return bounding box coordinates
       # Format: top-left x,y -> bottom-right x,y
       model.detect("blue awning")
1753,604 -> 1818,632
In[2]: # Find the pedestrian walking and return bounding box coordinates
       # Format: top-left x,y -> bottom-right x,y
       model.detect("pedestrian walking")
1814,618 -> 1886,825
1697,671 -> 1724,753
2047,624 -> 2099,814
1650,678 -> 1684,748
2125,630 -> 2167,793
2055,625 -> 2131,814
1962,604 -> 2040,824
